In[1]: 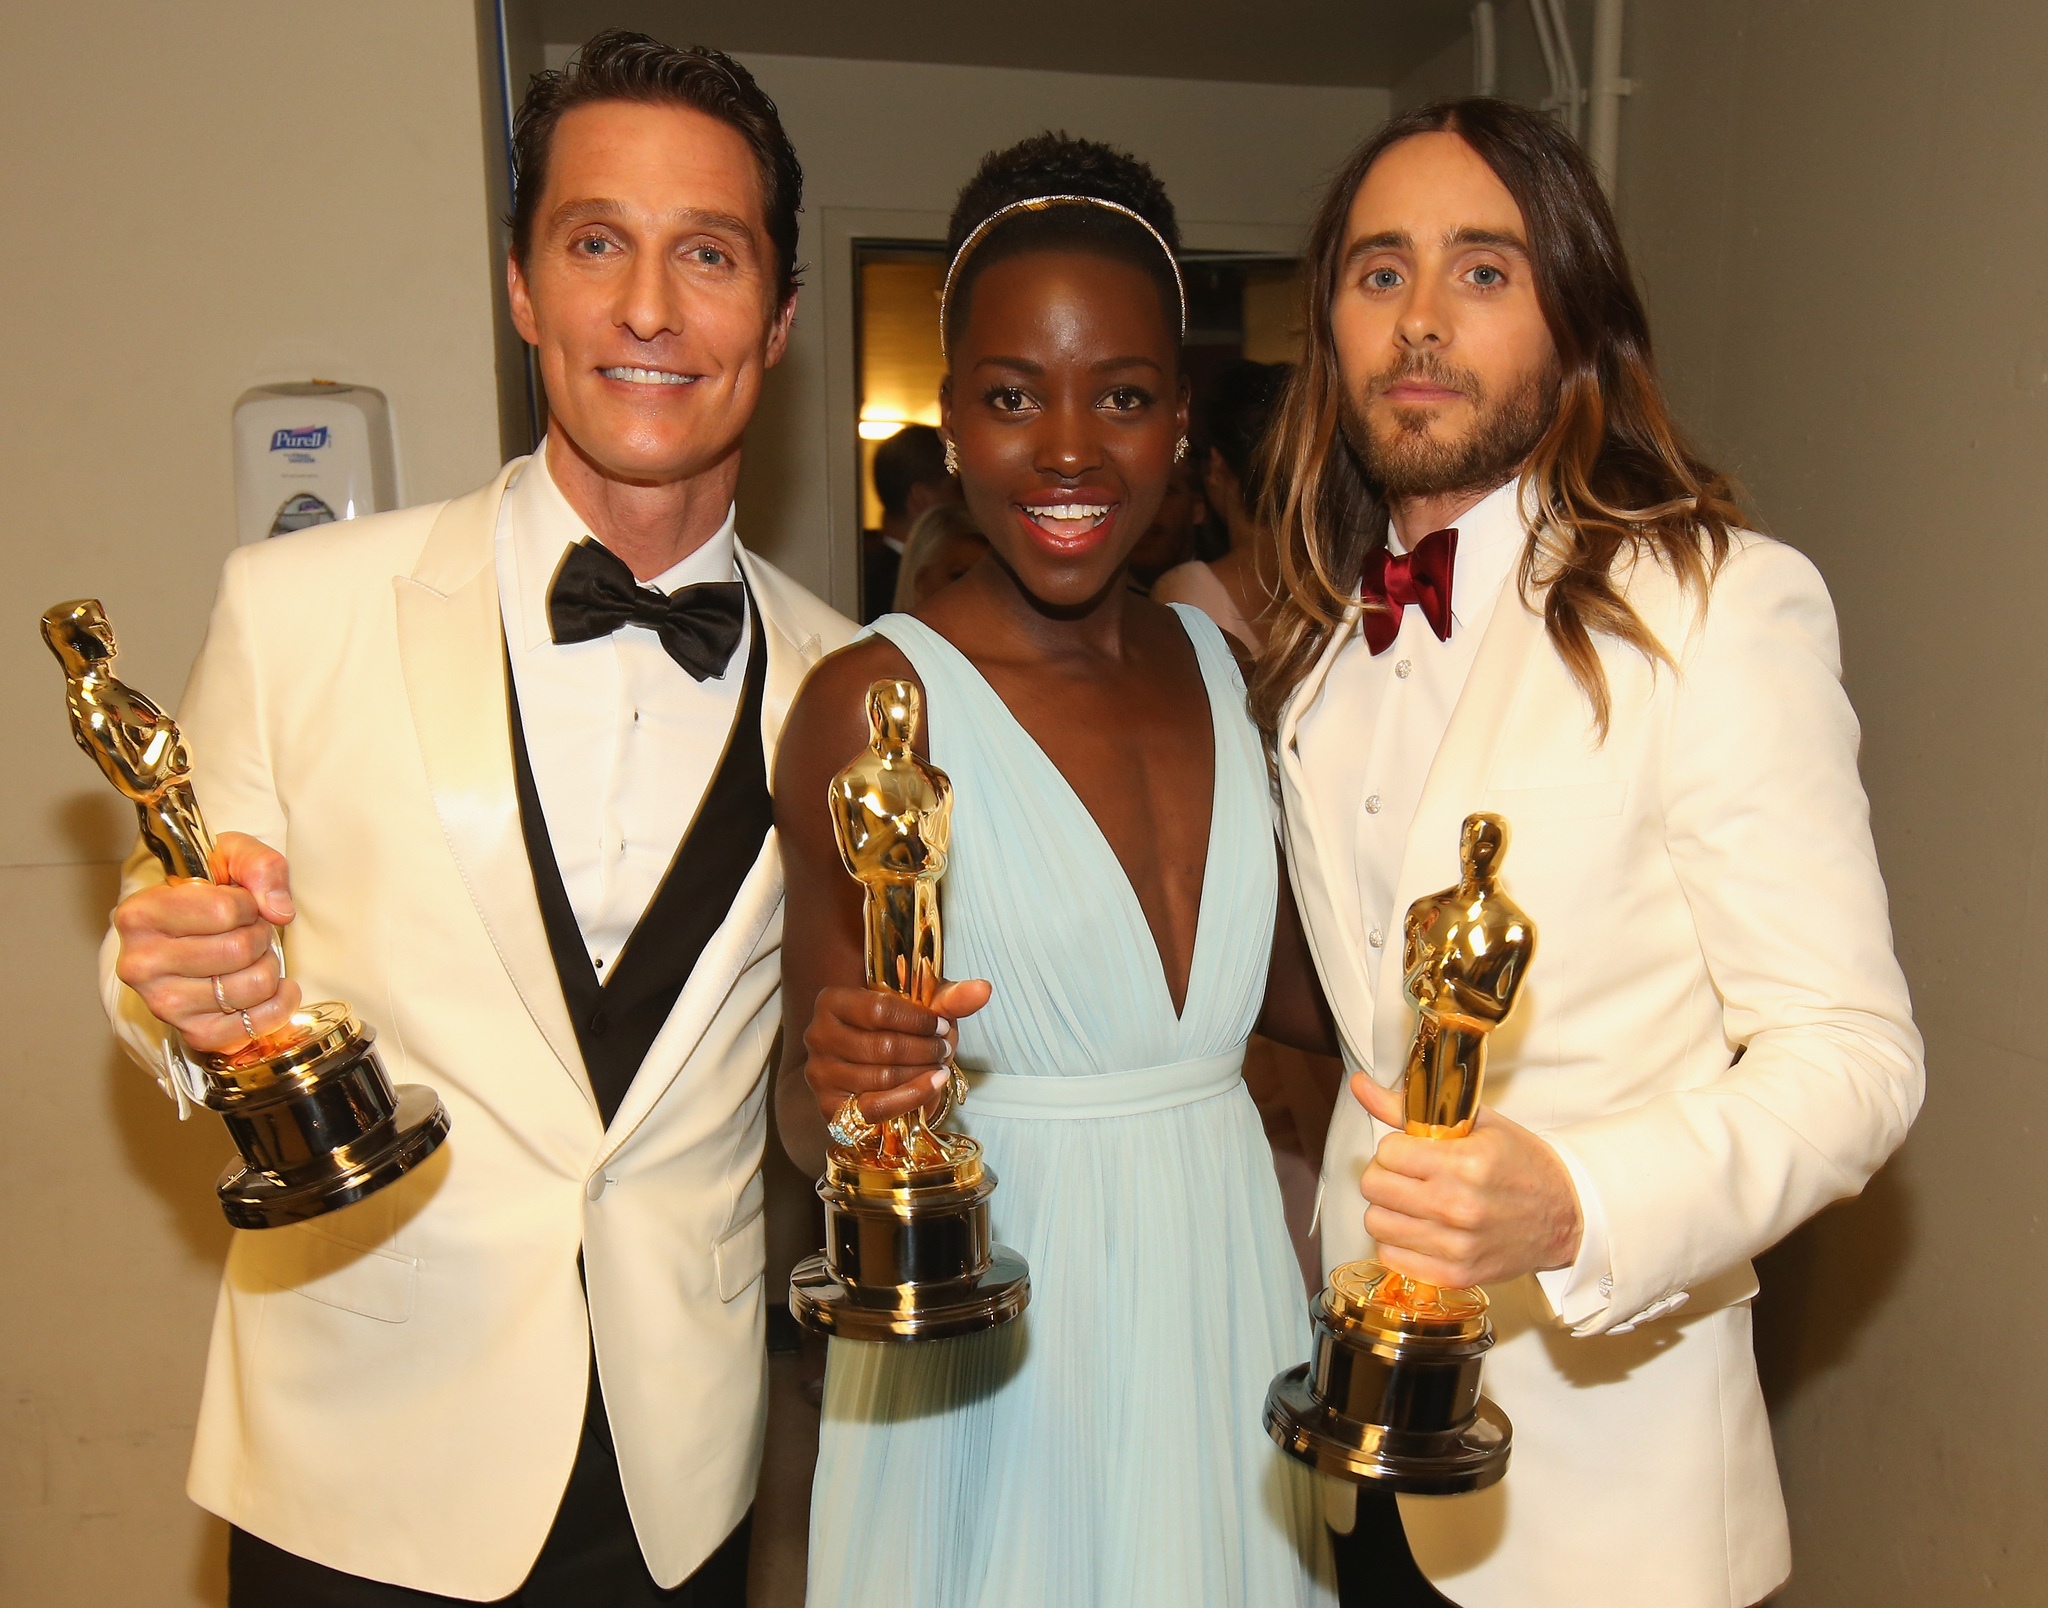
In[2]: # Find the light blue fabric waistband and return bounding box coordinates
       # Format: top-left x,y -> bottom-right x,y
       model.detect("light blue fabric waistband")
963,1048 -> 1246,1120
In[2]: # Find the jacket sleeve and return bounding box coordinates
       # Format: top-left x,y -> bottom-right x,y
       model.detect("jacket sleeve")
99,545 -> 291,1112
1549,538 -> 1924,1334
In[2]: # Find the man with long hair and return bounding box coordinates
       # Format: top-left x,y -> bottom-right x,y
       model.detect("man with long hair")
1254,100 -> 1922,1607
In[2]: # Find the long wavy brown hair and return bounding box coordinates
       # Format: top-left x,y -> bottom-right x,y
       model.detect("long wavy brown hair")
1250,98 -> 1742,738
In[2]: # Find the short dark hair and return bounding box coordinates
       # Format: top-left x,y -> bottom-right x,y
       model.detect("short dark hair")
510,30 -> 804,304
1198,358 -> 1291,513
872,425 -> 950,519
942,132 -> 1181,360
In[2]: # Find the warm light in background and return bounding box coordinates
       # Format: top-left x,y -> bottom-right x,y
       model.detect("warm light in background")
857,252 -> 950,528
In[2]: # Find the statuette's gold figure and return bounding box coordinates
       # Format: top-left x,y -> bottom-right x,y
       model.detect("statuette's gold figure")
1401,812 -> 1533,1137
40,597 -> 450,1228
43,599 -> 215,882
789,679 -> 1027,1339
1264,811 -> 1527,1490
828,679 -> 971,1171
1374,811 -> 1535,1318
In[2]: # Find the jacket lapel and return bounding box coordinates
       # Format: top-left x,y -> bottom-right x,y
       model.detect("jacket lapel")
1369,580 -> 1546,1084
593,544 -> 825,1159
1278,607 -> 1376,1070
393,457 -> 597,1115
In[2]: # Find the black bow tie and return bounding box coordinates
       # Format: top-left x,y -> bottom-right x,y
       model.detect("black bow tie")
546,538 -> 745,681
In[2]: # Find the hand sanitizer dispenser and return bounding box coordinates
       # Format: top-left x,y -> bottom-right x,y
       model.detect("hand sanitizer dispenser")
232,382 -> 397,546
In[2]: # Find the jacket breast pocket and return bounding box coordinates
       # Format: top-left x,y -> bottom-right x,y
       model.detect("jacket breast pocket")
239,1221 -> 418,1324
1482,780 -> 1627,823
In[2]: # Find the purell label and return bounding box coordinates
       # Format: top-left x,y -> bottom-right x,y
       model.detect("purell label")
270,426 -> 331,451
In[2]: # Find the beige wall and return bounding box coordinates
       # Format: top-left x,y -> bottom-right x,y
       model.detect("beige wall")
1613,1 -> 2046,1600
0,3 -> 504,1602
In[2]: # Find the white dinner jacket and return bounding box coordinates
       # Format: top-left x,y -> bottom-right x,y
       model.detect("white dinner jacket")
98,459 -> 853,1597
1279,529 -> 1922,1608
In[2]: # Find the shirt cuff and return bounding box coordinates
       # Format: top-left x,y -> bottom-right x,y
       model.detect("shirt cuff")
1533,1133 -> 1612,1332
161,1037 -> 207,1118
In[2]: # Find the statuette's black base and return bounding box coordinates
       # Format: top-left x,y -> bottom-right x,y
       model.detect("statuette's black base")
200,1005 -> 450,1229
790,1246 -> 1031,1341
1265,1363 -> 1510,1494
789,1156 -> 1029,1342
1265,1266 -> 1512,1495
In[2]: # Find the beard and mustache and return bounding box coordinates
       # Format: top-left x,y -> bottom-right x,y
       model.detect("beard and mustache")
1340,351 -> 1560,500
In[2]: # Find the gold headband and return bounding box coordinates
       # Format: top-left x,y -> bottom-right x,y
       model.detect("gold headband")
939,194 -> 1188,361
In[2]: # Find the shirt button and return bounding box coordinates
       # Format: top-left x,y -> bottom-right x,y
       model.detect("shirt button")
586,1172 -> 613,1202
1365,795 -> 1381,814
1368,928 -> 1384,948
1395,659 -> 1412,679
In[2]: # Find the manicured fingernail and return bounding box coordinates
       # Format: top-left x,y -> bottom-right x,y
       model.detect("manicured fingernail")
935,1018 -> 952,1035
931,1072 -> 950,1091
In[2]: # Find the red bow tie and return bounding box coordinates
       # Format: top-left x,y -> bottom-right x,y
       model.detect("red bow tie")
1361,528 -> 1458,655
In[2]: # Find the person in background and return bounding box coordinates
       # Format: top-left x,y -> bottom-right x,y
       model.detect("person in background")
891,500 -> 989,612
863,423 -> 958,621
1153,357 -> 1291,648
99,33 -> 851,1606
1124,448 -> 1207,592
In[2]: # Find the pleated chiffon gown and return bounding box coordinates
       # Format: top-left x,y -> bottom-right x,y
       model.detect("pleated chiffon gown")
806,607 -> 1336,1608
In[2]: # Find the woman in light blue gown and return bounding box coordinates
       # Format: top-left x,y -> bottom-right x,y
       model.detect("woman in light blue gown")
773,134 -> 1339,1608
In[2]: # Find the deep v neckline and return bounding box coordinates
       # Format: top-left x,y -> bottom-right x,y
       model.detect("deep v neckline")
912,610 -> 1227,1025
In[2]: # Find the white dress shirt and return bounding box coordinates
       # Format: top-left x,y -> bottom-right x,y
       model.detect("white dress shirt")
495,444 -> 751,977
1293,478 -> 1613,1327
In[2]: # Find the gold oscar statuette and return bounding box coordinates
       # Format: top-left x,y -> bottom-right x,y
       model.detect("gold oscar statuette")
1265,812 -> 1531,1493
788,679 -> 1029,1341
43,599 -> 448,1229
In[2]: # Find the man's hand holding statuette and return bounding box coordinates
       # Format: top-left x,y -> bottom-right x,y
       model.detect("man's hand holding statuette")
113,831 -> 300,1054
1353,1073 -> 1584,1290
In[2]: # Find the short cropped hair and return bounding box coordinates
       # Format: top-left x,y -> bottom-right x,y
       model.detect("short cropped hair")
510,30 -> 804,304
942,131 -> 1181,362
1199,358 -> 1291,514
872,425 -> 950,520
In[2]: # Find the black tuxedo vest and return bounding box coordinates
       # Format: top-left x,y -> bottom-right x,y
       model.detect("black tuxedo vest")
507,588 -> 772,1127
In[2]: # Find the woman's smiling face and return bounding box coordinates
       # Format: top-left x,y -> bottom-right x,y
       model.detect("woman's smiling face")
941,248 -> 1186,611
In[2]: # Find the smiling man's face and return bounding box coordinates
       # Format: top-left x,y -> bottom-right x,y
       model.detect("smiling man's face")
508,99 -> 793,488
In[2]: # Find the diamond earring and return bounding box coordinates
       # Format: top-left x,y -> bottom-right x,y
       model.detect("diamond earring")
1173,435 -> 1189,463
944,439 -> 959,475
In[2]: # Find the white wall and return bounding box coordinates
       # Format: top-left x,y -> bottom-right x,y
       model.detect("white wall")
0,4 -> 503,1602
543,47 -> 1390,607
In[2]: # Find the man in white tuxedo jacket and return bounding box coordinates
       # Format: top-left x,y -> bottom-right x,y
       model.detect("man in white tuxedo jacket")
1254,103 -> 1923,1607
99,34 -> 851,1605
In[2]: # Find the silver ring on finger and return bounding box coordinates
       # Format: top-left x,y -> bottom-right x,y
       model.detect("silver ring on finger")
212,974 -> 234,1014
240,1010 -> 258,1043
